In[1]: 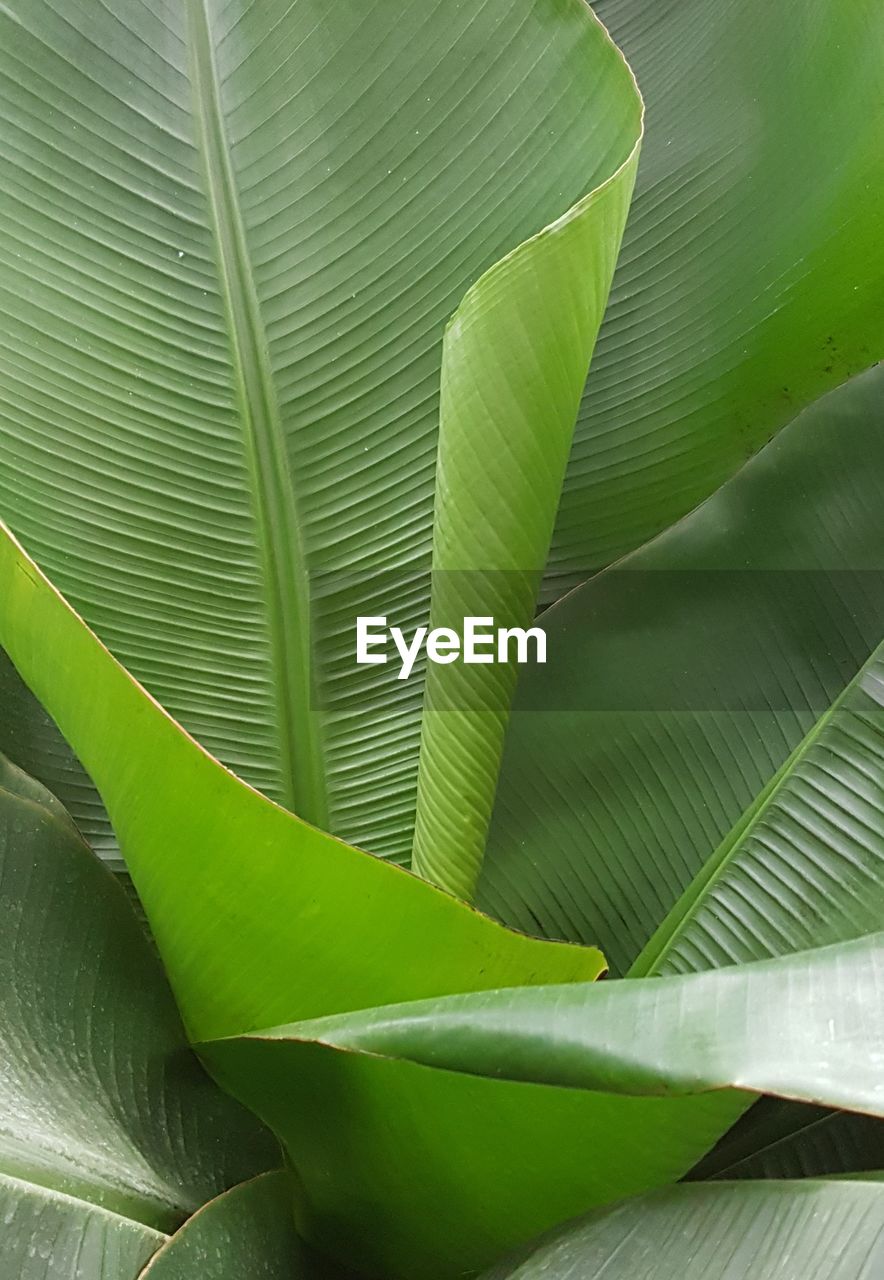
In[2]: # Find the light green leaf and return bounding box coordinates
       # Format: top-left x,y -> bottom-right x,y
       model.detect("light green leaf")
410,86 -> 640,896
139,1174 -> 311,1279
201,1040 -> 739,1280
549,0 -> 884,585
482,364 -> 884,974
0,1176 -> 163,1280
480,1179 -> 884,1280
0,0 -> 640,863
0,523 -> 604,1044
0,757 -> 276,1241
201,933 -> 884,1275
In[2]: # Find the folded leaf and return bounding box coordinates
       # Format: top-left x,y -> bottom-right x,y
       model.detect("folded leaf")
411,99 -> 640,896
0,523 -> 603,1043
0,0 -> 640,864
480,1179 -> 884,1279
201,933 -> 883,1275
0,757 -> 276,1240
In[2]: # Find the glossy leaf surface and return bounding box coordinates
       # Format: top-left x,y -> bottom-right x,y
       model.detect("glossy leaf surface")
140,1174 -> 306,1279
481,1179 -> 884,1280
0,758 -> 277,1278
0,1176 -> 163,1280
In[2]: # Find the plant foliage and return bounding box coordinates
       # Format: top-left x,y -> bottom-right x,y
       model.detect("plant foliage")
0,0 -> 883,1277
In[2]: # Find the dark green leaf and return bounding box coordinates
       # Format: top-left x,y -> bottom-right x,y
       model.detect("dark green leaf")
483,365 -> 884,973
0,757 -> 277,1234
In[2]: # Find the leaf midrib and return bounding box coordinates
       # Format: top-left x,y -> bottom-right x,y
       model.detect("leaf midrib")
629,634 -> 884,978
186,0 -> 328,828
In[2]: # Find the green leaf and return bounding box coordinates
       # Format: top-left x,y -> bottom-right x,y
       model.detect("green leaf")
0,523 -> 604,1044
0,1176 -> 163,1280
139,1174 -> 309,1279
0,757 -> 276,1240
200,1040 -> 740,1280
0,0 -> 640,863
482,363 -> 884,974
0,648 -> 116,863
215,931 -> 884,1112
410,88 -> 640,896
632,633 -> 884,975
691,1100 -> 884,1183
480,1179 -> 884,1280
201,933 -> 883,1275
548,0 -> 884,584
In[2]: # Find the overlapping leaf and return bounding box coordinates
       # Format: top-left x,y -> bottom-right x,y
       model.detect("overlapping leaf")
481,1179 -> 884,1280
202,934 -> 884,1276
0,757 -> 277,1276
483,365 -> 884,973
0,0 -> 640,865
139,1173 -> 314,1279
0,523 -> 604,1044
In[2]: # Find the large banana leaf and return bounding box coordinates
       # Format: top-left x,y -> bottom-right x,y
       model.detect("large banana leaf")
5,0 -> 881,871
0,0 -> 640,865
0,520 -> 604,1043
411,118 -> 639,896
480,1179 -> 884,1280
482,364 -> 884,973
0,756 -> 277,1276
548,0 -> 884,585
201,933 -> 884,1276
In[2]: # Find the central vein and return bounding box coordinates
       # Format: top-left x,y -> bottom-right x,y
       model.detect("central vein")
186,0 -> 328,829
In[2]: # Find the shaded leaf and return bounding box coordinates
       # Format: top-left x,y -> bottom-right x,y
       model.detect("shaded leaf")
481,1179 -> 884,1280
549,0 -> 884,583
483,364 -> 884,973
633,635 -> 884,975
692,1100 -> 884,1183
0,1176 -> 163,1280
0,648 -> 115,862
0,757 -> 276,1276
140,1174 -> 307,1279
